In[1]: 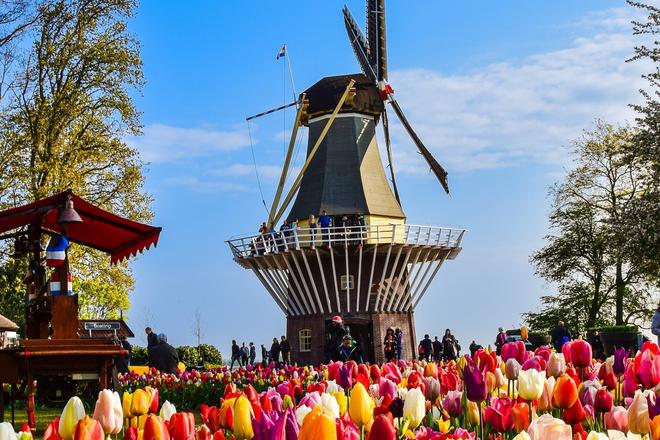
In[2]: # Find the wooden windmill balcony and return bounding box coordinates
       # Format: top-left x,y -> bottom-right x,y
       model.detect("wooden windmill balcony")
226,224 -> 465,315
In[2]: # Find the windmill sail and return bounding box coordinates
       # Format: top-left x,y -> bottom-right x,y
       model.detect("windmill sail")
343,6 -> 376,82
389,98 -> 450,194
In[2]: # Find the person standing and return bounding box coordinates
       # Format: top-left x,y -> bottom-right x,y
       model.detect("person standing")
319,210 -> 332,246
652,302 -> 660,345
270,337 -> 281,365
115,336 -> 132,374
249,342 -> 256,366
338,335 -> 363,362
432,336 -> 442,361
148,334 -> 179,374
308,215 -> 318,249
551,321 -> 572,352
383,328 -> 397,361
280,336 -> 291,365
442,329 -> 458,361
494,327 -> 507,355
395,328 -> 403,360
420,334 -> 433,361
145,327 -> 159,351
230,340 -> 241,369
326,316 -> 349,362
240,342 -> 249,366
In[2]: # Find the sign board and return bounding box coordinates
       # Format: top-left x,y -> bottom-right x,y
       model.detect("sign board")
83,322 -> 120,331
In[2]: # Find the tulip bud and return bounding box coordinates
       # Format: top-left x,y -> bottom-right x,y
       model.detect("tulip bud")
298,406 -> 336,440
130,389 -> 151,417
628,390 -> 650,435
59,397 -> 86,440
72,417 -> 103,440
518,369 -> 545,401
159,401 -> 176,421
402,387 -> 425,429
552,374 -> 578,410
367,415 -> 396,440
0,423 -> 19,440
546,353 -> 566,377
505,358 -> 521,381
233,395 -> 254,440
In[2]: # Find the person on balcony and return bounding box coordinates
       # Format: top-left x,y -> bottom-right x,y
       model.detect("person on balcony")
308,214 -> 318,249
319,210 -> 332,246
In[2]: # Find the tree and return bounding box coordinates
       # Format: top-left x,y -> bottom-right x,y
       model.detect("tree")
625,1 -> 660,282
0,0 -> 151,322
526,124 -> 657,331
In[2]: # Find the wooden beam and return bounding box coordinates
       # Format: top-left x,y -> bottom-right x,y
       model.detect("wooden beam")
268,95 -> 306,229
271,80 -> 356,226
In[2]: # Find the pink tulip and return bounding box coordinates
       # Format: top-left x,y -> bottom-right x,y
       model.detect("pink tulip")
442,390 -> 463,418
570,339 -> 592,368
562,341 -> 572,364
605,406 -> 628,433
92,390 -> 123,435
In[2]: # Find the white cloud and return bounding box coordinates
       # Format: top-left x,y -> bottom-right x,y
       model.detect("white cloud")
385,8 -> 651,174
127,123 -> 251,163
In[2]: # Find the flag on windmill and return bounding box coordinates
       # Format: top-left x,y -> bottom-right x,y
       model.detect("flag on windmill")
276,45 -> 286,60
46,234 -> 69,267
49,272 -> 72,296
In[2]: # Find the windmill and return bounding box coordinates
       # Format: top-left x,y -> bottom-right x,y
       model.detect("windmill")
227,0 -> 464,365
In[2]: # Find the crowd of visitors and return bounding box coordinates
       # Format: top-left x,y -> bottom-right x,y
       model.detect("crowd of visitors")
253,211 -> 368,255
230,336 -> 291,369
415,329 -> 460,361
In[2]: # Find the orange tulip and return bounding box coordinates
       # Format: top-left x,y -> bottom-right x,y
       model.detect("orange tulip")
424,362 -> 438,378
511,402 -> 530,433
218,399 -> 235,430
628,391 -> 650,435
298,406 -> 336,440
552,374 -> 578,410
650,414 -> 660,440
72,417 -> 103,440
143,414 -> 170,440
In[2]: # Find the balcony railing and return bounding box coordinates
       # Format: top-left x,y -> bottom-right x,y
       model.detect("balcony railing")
227,224 -> 465,260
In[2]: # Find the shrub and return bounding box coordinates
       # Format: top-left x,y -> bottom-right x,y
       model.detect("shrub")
198,343 -> 222,365
131,345 -> 148,365
176,345 -> 201,367
590,325 -> 639,333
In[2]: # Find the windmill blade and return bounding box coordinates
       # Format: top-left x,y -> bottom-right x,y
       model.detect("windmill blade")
381,107 -> 401,204
388,98 -> 450,194
366,0 -> 378,70
343,5 -> 377,82
374,0 -> 387,81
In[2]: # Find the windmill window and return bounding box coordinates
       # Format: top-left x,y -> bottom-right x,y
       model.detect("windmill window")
299,329 -> 312,352
340,275 -> 354,290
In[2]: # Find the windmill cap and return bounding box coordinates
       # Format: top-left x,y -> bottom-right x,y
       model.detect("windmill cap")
332,315 -> 343,324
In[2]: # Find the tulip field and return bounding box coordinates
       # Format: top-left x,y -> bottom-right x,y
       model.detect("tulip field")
4,339 -> 660,440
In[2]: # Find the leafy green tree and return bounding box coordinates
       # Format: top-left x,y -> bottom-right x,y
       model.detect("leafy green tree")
625,1 -> 660,282
0,258 -> 27,332
0,0 -> 151,320
527,124 -> 656,331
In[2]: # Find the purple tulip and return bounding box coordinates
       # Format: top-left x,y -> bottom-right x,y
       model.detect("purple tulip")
442,390 -> 463,418
378,378 -> 397,400
338,363 -> 353,389
648,393 -> 660,419
463,360 -> 488,403
252,411 -> 275,440
613,347 -> 628,376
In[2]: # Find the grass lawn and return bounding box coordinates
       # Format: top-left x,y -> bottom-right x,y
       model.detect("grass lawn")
5,404 -> 61,438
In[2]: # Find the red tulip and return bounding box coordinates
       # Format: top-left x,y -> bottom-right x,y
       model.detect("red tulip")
563,399 -> 586,425
44,418 -> 63,440
243,385 -> 258,403
483,398 -> 514,432
224,383 -> 239,400
168,412 -> 194,440
195,425 -> 211,440
634,349 -> 660,389
123,426 -> 138,440
369,365 -> 381,382
367,415 -> 396,440
148,388 -> 159,414
211,432 -> 226,440
562,342 -> 572,364
594,389 -> 613,414
570,339 -> 592,369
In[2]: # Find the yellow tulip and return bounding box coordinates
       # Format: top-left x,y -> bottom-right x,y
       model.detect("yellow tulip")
298,406 -> 336,440
131,389 -> 151,417
122,392 -> 133,419
518,369 -> 545,401
437,417 -> 451,434
348,382 -> 374,427
332,391 -> 347,416
58,396 -> 86,440
466,400 -> 480,426
233,395 -> 254,440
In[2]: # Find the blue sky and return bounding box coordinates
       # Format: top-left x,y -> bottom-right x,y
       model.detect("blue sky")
124,1 -> 650,356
